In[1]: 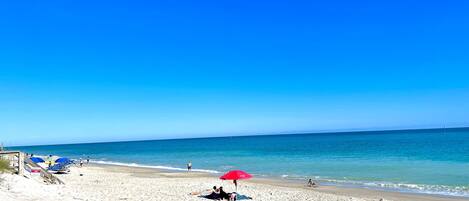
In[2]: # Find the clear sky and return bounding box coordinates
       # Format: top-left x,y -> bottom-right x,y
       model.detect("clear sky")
1,0 -> 468,146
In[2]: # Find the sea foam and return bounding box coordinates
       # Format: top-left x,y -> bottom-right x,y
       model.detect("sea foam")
91,160 -> 220,174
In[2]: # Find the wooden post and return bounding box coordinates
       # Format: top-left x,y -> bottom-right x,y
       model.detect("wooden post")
18,152 -> 24,175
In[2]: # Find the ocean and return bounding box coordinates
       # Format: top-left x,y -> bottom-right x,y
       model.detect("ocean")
11,128 -> 469,197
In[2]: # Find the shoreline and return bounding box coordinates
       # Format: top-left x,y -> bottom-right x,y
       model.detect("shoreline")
3,162 -> 469,201
88,163 -> 469,201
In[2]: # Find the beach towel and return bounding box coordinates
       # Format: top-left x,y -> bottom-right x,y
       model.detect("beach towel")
199,192 -> 221,200
235,194 -> 253,200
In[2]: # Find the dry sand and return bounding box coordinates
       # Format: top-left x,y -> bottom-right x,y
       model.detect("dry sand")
1,164 -> 468,201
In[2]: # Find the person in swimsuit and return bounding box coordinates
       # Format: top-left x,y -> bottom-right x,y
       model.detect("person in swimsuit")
187,161 -> 192,171
307,179 -> 317,187
219,187 -> 230,200
229,192 -> 237,201
203,186 -> 220,199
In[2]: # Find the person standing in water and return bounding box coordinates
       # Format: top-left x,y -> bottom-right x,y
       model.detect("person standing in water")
187,161 -> 192,171
86,156 -> 90,164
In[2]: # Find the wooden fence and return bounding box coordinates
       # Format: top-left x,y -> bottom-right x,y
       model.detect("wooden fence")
0,151 -> 64,184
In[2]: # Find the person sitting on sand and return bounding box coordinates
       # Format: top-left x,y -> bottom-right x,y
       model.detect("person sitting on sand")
212,186 -> 219,194
229,192 -> 237,201
202,186 -> 221,200
307,179 -> 318,187
219,187 -> 230,200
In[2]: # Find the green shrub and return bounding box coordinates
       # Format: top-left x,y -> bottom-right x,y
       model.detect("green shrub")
0,158 -> 10,173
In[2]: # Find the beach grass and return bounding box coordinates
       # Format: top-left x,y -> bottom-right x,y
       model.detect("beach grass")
0,158 -> 10,173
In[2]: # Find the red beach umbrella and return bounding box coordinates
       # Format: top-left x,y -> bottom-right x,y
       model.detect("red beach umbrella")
220,170 -> 252,180
220,170 -> 252,191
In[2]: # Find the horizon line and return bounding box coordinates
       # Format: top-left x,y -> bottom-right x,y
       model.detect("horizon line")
7,126 -> 469,148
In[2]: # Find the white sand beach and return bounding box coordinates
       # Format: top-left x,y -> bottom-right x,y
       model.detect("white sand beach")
1,164 -> 468,201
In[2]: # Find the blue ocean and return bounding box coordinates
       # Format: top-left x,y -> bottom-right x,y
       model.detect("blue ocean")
12,128 -> 469,197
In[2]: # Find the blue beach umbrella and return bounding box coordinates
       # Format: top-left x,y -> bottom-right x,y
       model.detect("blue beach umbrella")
55,157 -> 72,164
30,157 -> 45,163
48,163 -> 67,171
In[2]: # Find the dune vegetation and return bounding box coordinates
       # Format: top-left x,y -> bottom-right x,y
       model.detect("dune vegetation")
0,158 -> 10,173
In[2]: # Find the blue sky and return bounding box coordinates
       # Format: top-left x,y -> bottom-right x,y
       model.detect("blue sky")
1,0 -> 468,146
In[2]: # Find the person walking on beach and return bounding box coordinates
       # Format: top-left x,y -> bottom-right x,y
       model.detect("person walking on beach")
79,158 -> 84,167
187,161 -> 192,171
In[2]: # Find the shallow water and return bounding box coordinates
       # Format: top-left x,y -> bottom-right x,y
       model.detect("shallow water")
13,128 -> 469,197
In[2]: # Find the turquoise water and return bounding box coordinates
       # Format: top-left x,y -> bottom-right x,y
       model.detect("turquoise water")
11,128 -> 469,197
